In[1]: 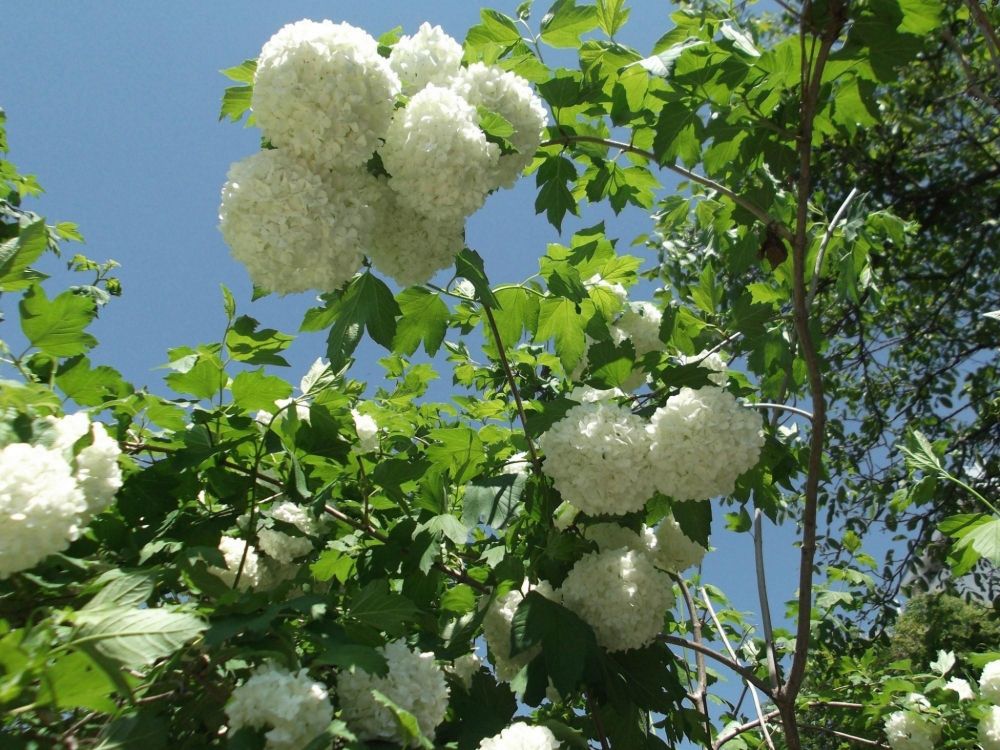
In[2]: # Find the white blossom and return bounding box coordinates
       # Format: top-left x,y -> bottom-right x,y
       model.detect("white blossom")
567,385 -> 626,403
943,676 -> 973,700
583,522 -> 650,553
647,387 -> 765,501
389,23 -> 463,95
678,349 -> 729,386
979,705 -> 1000,750
982,659 -> 1000,704
367,178 -> 466,286
219,151 -> 373,294
477,723 -> 560,750
559,548 -> 674,652
252,19 -> 400,168
351,408 -> 380,453
226,663 -> 333,750
584,273 -> 628,306
500,451 -> 531,476
337,640 -> 449,746
449,652 -> 482,690
256,397 -> 311,427
651,515 -> 708,573
381,85 -> 499,223
210,537 -> 263,590
482,580 -> 557,682
612,301 -> 663,358
453,278 -> 477,298
537,401 -> 654,516
883,707 -> 940,750
46,413 -> 122,519
0,442 -> 87,577
452,62 -> 548,188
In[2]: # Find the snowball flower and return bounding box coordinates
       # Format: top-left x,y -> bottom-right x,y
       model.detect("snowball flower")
583,522 -> 650,553
647,387 -> 765,501
351,408 -> 380,453
449,652 -> 482,690
612,301 -> 663,358
220,150 -> 373,294
0,442 -> 87,577
482,580 -> 557,682
366,178 -> 466,286
452,62 -> 548,188
453,278 -> 477,298
389,23 -> 463,94
252,19 -> 400,168
337,640 -> 449,746
584,273 -> 627,306
381,85 -> 499,222
210,537 -> 263,590
500,451 -> 531,476
883,706 -> 940,750
678,349 -> 728,386
559,548 -> 674,652
981,659 -> 1000,704
226,663 -> 333,750
943,676 -> 973,700
477,723 -> 560,750
980,705 -> 1000,750
651,514 -> 708,573
256,397 -> 311,426
537,401 -> 654,516
47,413 -> 122,519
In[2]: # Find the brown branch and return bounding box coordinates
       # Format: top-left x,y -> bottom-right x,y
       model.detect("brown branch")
586,689 -> 611,750
659,634 -> 776,698
714,702 -> 867,749
753,510 -> 781,693
540,134 -> 792,240
964,0 -> 1000,77
673,575 -> 712,747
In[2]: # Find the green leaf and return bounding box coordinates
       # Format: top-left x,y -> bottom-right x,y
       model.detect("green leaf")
231,369 -> 293,412
427,427 -> 486,485
463,473 -> 527,529
94,713 -> 169,750
897,0 -> 944,34
0,220 -> 47,291
719,21 -> 760,57
314,643 -> 387,676
535,297 -> 588,371
441,584 -> 478,614
535,155 -> 579,231
455,249 -> 499,308
955,515 -> 1000,566
653,101 -> 702,167
672,500 -> 712,548
56,356 -> 130,407
597,0 -> 630,37
73,608 -> 207,669
348,580 -> 421,635
19,284 -> 97,357
587,340 -> 635,388
38,651 -> 117,712
540,0 -> 599,48
219,85 -> 253,123
466,9 -> 523,49
393,287 -> 449,356
164,352 -> 226,400
221,283 -> 236,321
492,287 -> 540,347
225,315 -> 294,366
631,38 -> 704,78
83,572 -> 155,612
220,59 -> 257,83
421,513 -> 470,545
371,690 -> 435,750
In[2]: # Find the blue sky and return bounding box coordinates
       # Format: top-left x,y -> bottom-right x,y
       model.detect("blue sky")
3,0 -> 814,725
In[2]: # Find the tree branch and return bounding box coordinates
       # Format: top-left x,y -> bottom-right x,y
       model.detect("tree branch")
659,634 -> 776,698
673,575 -> 712,747
807,187 -> 860,309
753,510 -> 781,693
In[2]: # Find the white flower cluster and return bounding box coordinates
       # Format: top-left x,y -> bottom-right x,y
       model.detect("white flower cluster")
944,676 -> 973,700
257,501 -> 318,564
537,401 -> 655,516
652,515 -> 709,573
256,396 -> 312,427
884,695 -> 940,750
679,349 -> 729,386
222,19 -> 547,290
482,580 -> 557,682
210,537 -> 264,591
559,548 -> 674,652
612,301 -> 663,359
981,706 -> 1000,750
337,639 -> 449,745
0,414 -> 122,578
477,723 -> 560,750
647,387 -> 765,501
225,663 -> 333,750
982,659 -> 1000,704
351,408 -> 380,453
449,652 -> 482,690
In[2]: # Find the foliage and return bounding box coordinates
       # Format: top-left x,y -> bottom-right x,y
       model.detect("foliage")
1,1 -> 998,749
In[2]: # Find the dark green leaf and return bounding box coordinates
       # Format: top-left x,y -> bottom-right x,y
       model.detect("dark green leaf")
455,249 -> 499,308
348,579 -> 421,635
463,473 -> 527,529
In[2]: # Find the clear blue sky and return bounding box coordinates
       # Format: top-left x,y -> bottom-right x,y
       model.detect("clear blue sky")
3,0 -> 811,720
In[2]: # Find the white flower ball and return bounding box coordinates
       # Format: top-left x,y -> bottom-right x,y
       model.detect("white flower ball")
981,659 -> 1000,704
678,349 -> 728,386
883,708 -> 940,750
559,548 -> 674,652
337,640 -> 449,746
46,413 -> 122,519
583,522 -> 650,553
351,408 -> 380,453
256,528 -> 313,564
389,22 -> 464,95
252,19 -> 400,168
219,151 -> 374,294
256,397 -> 311,427
226,663 -> 333,750
452,62 -> 548,188
943,676 -> 973,700
477,723 -> 560,750
612,301 -> 663,358
651,515 -> 708,573
211,537 -> 263,590
381,85 -> 499,223
537,401 -> 654,516
980,705 -> 1000,750
449,652 -> 482,690
453,278 -> 477,298
482,580 -> 557,682
0,442 -> 87,577
269,501 -> 319,536
366,177 -> 466,286
647,387 -> 765,501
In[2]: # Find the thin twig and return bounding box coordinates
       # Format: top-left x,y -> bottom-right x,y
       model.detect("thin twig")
941,26 -> 1000,112
714,702 -> 866,748
753,510 -> 781,692
673,575 -> 712,747
586,689 -> 611,750
540,135 -> 792,240
700,589 -> 777,750
963,0 -> 1000,77
799,724 -> 887,747
748,402 -> 815,421
482,304 -> 542,473
807,187 -> 860,309
659,634 -> 775,698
